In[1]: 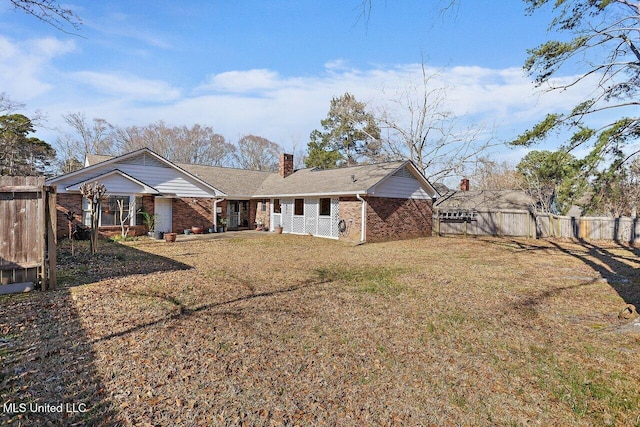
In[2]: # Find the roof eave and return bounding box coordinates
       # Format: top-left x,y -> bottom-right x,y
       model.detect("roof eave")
252,190 -> 370,198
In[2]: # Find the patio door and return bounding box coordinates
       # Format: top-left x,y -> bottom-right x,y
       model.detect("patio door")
155,198 -> 173,233
228,200 -> 249,230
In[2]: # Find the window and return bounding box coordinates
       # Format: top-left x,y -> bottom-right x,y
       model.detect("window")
294,198 -> 304,216
135,196 -> 143,226
82,197 -> 91,226
319,198 -> 331,216
273,198 -> 281,213
261,199 -> 267,211
101,196 -> 130,226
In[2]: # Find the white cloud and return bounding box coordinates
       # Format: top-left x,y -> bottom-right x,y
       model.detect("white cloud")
71,71 -> 181,101
0,35 -> 589,164
198,69 -> 282,94
0,36 -> 75,100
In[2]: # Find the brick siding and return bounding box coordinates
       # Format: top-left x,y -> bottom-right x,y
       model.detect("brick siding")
365,197 -> 433,242
337,197 -> 363,242
254,199 -> 270,230
172,198 -> 215,233
56,193 -> 83,238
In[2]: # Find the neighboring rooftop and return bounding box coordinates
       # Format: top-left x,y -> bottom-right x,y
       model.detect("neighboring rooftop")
435,189 -> 537,211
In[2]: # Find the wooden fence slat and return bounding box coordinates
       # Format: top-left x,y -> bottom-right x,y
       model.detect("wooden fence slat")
434,210 -> 640,243
0,176 -> 56,291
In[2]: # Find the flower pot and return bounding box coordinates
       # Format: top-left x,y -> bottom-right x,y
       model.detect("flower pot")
164,232 -> 177,243
275,226 -> 283,234
191,226 -> 203,234
153,231 -> 164,240
208,228 -> 215,233
184,229 -> 192,235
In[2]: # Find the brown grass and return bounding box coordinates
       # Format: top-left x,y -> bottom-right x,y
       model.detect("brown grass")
2,234 -> 640,426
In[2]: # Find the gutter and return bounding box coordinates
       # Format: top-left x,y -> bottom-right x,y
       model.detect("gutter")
213,197 -> 225,229
356,193 -> 366,243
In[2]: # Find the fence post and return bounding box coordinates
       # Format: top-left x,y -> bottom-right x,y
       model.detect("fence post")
46,186 -> 57,290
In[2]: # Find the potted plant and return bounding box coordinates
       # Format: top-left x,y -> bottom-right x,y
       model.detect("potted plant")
191,225 -> 203,234
255,218 -> 264,231
164,232 -> 177,242
219,217 -> 227,232
275,224 -> 283,234
184,229 -> 192,235
141,211 -> 158,238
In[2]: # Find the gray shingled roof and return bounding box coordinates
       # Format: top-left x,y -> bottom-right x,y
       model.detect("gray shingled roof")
177,163 -> 272,197
255,161 -> 409,197
85,152 -> 429,198
434,189 -> 536,211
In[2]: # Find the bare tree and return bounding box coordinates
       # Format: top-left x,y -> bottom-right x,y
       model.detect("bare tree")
116,198 -> 136,239
63,112 -> 117,156
79,181 -> 107,255
234,135 -> 282,171
9,0 -> 81,32
0,93 -> 25,114
112,121 -> 235,166
378,63 -> 495,183
471,157 -> 522,190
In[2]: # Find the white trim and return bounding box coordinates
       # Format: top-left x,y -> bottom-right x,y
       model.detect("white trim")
255,190 -> 371,198
356,193 -> 366,243
65,169 -> 159,194
48,148 -> 226,197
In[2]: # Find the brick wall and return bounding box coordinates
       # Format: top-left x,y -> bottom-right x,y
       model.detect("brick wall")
254,199 -> 270,229
56,193 -> 83,238
365,197 -> 433,242
338,197 -> 363,242
173,198 -> 215,233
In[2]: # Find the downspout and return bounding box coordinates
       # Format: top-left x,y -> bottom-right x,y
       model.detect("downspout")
356,193 -> 366,243
213,198 -> 225,229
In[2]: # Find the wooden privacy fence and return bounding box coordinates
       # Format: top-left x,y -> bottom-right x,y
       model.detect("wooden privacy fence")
0,176 -> 56,293
536,214 -> 640,242
435,210 -> 640,243
434,209 -> 537,238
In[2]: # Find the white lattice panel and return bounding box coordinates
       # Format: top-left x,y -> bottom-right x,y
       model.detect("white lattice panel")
331,198 -> 340,238
305,199 -> 318,235
292,216 -> 305,234
282,200 -> 293,232
271,213 -> 281,230
317,217 -> 332,237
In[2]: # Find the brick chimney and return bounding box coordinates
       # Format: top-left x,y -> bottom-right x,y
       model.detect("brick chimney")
460,178 -> 470,191
279,153 -> 294,178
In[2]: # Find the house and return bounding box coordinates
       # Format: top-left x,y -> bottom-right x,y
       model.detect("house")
432,178 -> 553,237
47,148 -> 439,243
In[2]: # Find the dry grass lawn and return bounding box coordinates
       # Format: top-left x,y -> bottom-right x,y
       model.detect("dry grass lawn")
1,233 -> 640,426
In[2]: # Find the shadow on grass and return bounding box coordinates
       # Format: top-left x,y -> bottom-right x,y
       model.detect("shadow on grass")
0,239 -> 197,424
57,239 -> 192,287
92,272 -> 331,344
0,288 -> 121,425
489,237 -> 640,307
548,239 -> 640,307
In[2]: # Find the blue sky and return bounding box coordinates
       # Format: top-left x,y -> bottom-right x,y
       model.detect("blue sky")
0,0 -> 584,168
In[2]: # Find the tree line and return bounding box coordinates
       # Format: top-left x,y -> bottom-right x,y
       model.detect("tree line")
56,112 -> 288,173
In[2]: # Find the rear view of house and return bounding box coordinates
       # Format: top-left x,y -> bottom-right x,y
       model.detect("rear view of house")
47,148 -> 439,243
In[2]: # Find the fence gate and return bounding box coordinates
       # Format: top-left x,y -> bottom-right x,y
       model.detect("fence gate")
0,176 -> 56,293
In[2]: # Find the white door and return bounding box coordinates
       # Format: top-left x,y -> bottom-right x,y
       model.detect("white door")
155,198 -> 173,233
